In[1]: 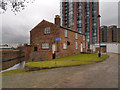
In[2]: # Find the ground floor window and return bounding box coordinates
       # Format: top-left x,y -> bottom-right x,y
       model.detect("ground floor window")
75,42 -> 78,50
63,43 -> 67,50
42,43 -> 49,49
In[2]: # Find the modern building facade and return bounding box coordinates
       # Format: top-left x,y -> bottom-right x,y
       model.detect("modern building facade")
92,25 -> 120,54
25,15 -> 88,62
60,0 -> 99,48
100,25 -> 120,43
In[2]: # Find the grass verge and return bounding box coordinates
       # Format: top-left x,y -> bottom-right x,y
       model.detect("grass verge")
2,54 -> 109,75
2,68 -> 57,76
25,60 -> 92,68
25,54 -> 109,69
57,54 -> 109,62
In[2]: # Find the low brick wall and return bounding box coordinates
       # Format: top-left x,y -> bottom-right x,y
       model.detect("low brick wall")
2,50 -> 19,61
2,56 -> 25,70
29,51 -> 52,61
1,50 -> 25,70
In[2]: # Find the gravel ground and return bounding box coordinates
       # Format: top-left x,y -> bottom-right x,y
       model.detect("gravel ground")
2,53 -> 118,88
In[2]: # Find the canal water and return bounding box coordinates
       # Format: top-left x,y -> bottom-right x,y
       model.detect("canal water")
1,61 -> 25,72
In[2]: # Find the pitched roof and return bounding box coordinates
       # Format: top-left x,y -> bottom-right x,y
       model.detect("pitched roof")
60,26 -> 84,35
30,19 -> 85,36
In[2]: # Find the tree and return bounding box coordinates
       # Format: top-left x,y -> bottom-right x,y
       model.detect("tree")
0,0 -> 35,14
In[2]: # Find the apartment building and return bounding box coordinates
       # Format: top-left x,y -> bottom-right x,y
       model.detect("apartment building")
100,25 -> 120,43
60,0 -> 99,48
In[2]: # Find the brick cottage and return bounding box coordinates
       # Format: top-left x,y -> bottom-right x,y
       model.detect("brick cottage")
25,15 -> 88,62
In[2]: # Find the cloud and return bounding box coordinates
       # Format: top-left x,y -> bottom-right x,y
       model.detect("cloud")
1,0 -> 60,46
1,0 -> 118,47
2,26 -> 29,44
100,2 -> 118,26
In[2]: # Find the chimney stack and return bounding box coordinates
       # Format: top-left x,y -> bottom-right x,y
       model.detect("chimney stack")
55,15 -> 60,26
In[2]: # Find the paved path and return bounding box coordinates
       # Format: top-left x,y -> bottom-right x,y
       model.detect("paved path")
2,53 -> 118,88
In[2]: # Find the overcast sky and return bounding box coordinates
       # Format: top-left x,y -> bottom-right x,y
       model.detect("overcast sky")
0,0 -> 119,47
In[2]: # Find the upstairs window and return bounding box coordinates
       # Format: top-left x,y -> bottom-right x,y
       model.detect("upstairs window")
65,30 -> 68,37
42,43 -> 49,49
75,33 -> 78,39
44,27 -> 50,34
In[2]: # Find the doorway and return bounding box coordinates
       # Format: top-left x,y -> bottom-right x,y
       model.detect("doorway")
52,44 -> 56,59
34,47 -> 38,51
81,43 -> 83,52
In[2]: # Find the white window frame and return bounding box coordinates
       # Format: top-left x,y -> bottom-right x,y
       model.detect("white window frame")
65,30 -> 68,37
83,35 -> 85,41
42,43 -> 49,49
75,42 -> 78,50
75,33 -> 78,39
44,27 -> 50,34
63,43 -> 67,50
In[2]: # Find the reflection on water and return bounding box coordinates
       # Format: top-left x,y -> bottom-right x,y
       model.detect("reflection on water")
1,61 -> 25,72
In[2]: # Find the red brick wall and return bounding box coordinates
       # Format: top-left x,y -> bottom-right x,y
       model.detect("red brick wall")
118,28 -> 120,42
97,1 -> 100,43
107,28 -> 112,43
100,28 -> 103,43
62,2 -> 65,26
26,20 -> 61,61
100,27 -> 120,43
30,20 -> 60,46
2,50 -> 19,61
74,2 -> 77,31
25,45 -> 34,62
90,2 -> 93,44
82,1 -> 85,35
56,28 -> 87,58
1,50 -> 25,70
26,20 -> 88,62
29,51 -> 52,61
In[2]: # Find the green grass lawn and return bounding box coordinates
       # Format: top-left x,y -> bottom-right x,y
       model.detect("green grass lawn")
2,54 -> 109,75
2,68 -> 54,76
2,69 -> 25,75
25,60 -> 91,68
57,54 -> 109,62
26,54 -> 109,68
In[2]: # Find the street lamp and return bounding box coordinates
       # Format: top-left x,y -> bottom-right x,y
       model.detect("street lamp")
97,15 -> 101,58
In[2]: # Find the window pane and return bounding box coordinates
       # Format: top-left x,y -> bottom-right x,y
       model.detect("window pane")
75,33 -> 78,39
44,27 -> 50,34
42,43 -> 49,49
63,43 -> 67,49
75,42 -> 78,49
65,30 -> 68,37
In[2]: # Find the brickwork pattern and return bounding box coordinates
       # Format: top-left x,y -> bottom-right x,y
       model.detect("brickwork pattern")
26,20 -> 88,62
100,26 -> 120,43
1,50 -> 25,70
